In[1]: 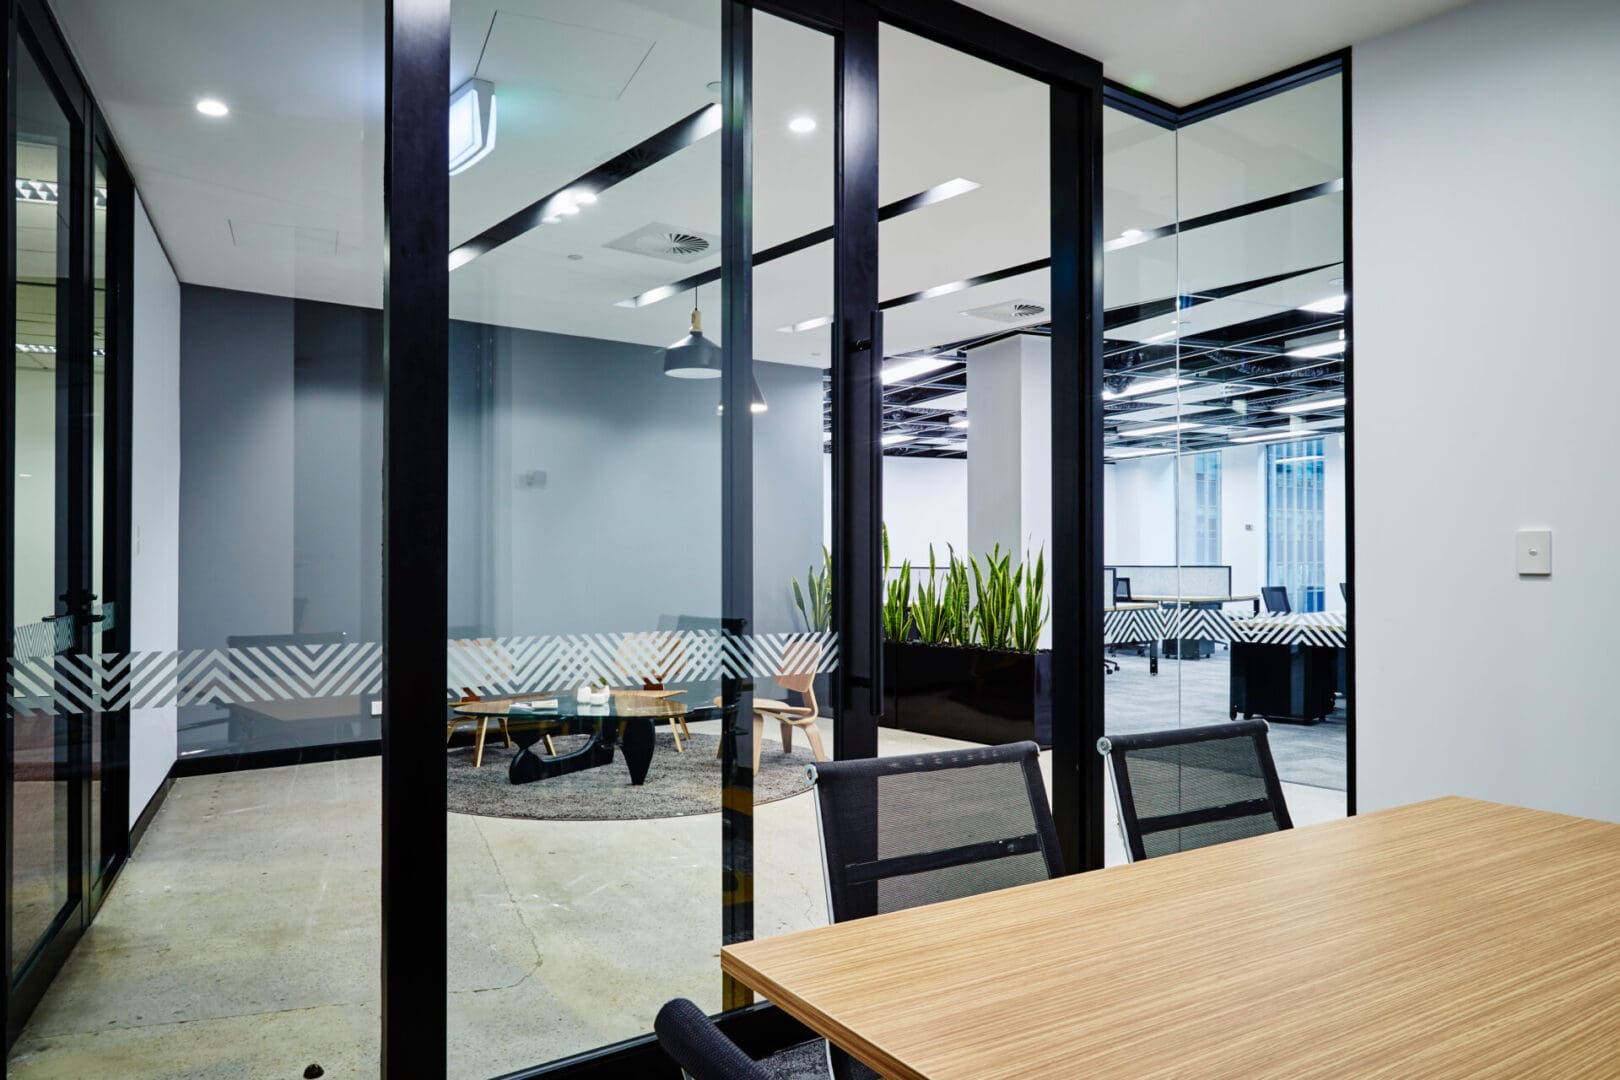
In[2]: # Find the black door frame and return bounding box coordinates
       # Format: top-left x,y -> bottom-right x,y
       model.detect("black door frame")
4,0 -> 136,1047
381,0 -> 1103,1076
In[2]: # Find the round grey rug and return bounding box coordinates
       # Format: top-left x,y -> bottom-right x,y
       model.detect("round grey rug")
446,732 -> 818,821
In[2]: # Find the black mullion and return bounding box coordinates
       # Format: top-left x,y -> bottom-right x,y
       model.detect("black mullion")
831,0 -> 881,763
1339,48 -> 1356,817
381,0 -> 449,1076
719,0 -> 756,1010
4,0 -> 20,1038
1049,77 -> 1106,873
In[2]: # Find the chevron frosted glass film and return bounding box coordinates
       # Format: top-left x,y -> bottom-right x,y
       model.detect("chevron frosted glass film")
6,631 -> 839,717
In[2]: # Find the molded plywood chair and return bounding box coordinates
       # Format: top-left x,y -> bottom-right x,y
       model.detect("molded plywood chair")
1097,719 -> 1292,861
445,637 -> 511,768
616,630 -> 693,751
750,639 -> 827,772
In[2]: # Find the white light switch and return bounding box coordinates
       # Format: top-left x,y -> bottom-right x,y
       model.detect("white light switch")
1517,528 -> 1552,576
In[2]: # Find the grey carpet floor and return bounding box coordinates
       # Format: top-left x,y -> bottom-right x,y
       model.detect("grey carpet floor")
1103,649 -> 1347,791
446,731 -> 818,820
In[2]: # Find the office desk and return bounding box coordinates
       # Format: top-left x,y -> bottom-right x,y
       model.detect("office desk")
722,798 -> 1620,1080
1104,602 -> 1162,675
1229,612 -> 1347,723
1133,594 -> 1260,659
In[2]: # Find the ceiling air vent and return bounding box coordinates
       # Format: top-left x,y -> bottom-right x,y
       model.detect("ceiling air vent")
960,298 -> 1047,323
606,222 -> 719,263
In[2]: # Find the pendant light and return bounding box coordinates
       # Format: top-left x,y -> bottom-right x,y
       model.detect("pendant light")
661,287 -> 723,379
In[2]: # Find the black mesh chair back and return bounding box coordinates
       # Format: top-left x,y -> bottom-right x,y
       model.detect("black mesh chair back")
811,741 -> 1062,924
655,998 -> 771,1080
1114,576 -> 1133,603
1098,720 -> 1292,862
1261,585 -> 1291,614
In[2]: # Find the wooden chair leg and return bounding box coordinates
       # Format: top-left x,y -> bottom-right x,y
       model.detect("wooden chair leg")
669,716 -> 684,753
753,713 -> 764,774
780,720 -> 794,756
500,718 -> 512,748
446,722 -> 456,746
474,718 -> 489,769
803,721 -> 828,762
543,733 -> 557,756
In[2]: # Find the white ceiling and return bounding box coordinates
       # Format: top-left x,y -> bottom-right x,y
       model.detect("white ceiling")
962,0 -> 1476,104
47,0 -> 1351,368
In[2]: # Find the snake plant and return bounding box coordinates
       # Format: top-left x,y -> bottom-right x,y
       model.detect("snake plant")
791,545 -> 833,633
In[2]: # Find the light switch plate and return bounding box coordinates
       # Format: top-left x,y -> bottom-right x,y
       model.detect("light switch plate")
1517,528 -> 1552,576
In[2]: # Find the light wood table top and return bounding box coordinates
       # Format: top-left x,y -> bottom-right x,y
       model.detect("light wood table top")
722,797 -> 1620,1079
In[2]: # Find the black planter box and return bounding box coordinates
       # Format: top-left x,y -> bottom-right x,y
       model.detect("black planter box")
883,642 -> 1052,748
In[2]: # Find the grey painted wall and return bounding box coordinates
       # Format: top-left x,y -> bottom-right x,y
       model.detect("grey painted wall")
178,288 -> 824,702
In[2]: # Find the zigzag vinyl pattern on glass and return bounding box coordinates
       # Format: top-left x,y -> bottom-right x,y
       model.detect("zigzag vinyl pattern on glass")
1104,608 -> 1345,648
6,631 -> 838,717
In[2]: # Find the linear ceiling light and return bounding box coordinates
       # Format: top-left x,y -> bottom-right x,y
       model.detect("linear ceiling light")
449,79 -> 497,175
882,356 -> 954,385
1120,421 -> 1201,438
1298,293 -> 1347,314
775,315 -> 833,334
1106,446 -> 1176,459
1273,395 -> 1346,414
1230,427 -> 1341,444
881,433 -> 916,446
1101,376 -> 1188,401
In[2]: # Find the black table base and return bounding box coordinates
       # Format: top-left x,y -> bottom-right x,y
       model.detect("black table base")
507,716 -> 657,786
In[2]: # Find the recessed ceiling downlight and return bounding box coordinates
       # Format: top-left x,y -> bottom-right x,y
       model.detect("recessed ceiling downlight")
789,115 -> 817,134
196,98 -> 229,117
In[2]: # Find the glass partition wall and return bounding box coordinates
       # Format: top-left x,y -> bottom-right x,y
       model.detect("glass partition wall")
8,0 -> 1106,1075
1102,72 -> 1350,865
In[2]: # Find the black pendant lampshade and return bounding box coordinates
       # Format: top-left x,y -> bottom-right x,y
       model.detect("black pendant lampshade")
661,300 -> 723,379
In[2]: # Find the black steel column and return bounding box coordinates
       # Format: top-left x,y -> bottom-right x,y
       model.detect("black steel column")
3,0 -> 20,1039
1049,75 -> 1106,873
381,0 -> 448,1075
832,0 -> 881,762
719,0 -> 756,1010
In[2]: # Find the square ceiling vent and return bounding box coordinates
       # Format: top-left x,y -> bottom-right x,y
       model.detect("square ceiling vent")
605,222 -> 720,264
960,298 -> 1047,323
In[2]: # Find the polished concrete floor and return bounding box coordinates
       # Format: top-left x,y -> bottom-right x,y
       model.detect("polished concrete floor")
8,719 -> 1343,1079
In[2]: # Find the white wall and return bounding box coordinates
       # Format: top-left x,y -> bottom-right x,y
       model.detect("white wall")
1220,446 -> 1266,598
129,195 -> 181,821
1353,0 -> 1620,821
1105,456 -> 1176,566
882,456 -> 968,568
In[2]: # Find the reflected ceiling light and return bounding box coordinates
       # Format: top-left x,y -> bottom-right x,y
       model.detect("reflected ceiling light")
751,373 -> 768,413
1230,427 -> 1340,444
662,289 -> 723,379
556,202 -> 581,216
775,314 -> 833,334
1286,340 -> 1347,359
788,115 -> 817,134
882,433 -> 915,446
1298,293 -> 1346,314
1273,395 -> 1346,415
822,431 -> 832,442
448,79 -> 497,175
1107,446 -> 1176,459
1120,228 -> 1143,240
1121,421 -> 1201,438
541,215 -> 563,225
882,356 -> 953,385
570,189 -> 598,205
195,97 -> 229,118
951,417 -> 969,429
1100,376 -> 1188,401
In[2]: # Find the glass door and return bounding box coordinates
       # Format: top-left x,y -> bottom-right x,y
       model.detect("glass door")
7,10 -> 126,1042
9,18 -> 87,1030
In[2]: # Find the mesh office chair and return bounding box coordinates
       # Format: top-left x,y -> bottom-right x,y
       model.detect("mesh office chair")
812,740 -> 1064,922
1261,585 -> 1292,614
810,742 -> 1062,1078
1097,720 -> 1292,862
655,998 -> 771,1080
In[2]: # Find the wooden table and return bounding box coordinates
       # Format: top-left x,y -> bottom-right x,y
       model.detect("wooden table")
722,798 -> 1620,1079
